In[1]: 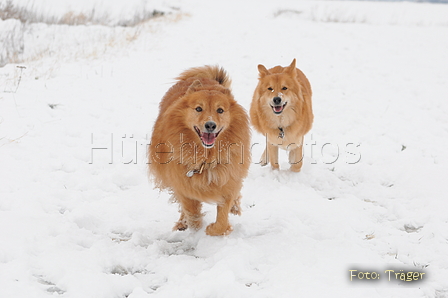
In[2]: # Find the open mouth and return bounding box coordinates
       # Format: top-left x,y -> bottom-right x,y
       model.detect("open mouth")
271,102 -> 287,115
194,126 -> 222,148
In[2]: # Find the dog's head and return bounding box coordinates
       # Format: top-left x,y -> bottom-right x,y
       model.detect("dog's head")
256,59 -> 303,116
182,80 -> 233,148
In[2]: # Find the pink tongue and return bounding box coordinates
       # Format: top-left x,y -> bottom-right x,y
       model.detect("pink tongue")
201,133 -> 217,145
274,106 -> 283,112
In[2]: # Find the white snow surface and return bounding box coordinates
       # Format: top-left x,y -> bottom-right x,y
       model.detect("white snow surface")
1,0 -> 448,297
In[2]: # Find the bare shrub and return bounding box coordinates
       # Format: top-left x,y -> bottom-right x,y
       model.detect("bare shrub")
0,0 -> 165,26
0,19 -> 24,67
0,0 -> 169,66
273,9 -> 303,18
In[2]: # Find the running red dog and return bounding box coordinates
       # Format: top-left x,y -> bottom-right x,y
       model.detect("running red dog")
250,59 -> 313,172
148,65 -> 250,236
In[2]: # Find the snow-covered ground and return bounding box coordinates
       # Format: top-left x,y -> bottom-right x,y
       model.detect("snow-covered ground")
1,0 -> 448,297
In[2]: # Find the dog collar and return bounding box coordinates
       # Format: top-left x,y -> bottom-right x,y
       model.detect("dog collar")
186,161 -> 206,177
278,127 -> 285,139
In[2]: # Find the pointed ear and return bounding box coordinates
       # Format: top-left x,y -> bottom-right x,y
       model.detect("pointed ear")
186,79 -> 202,95
285,58 -> 297,77
289,58 -> 296,69
258,64 -> 270,78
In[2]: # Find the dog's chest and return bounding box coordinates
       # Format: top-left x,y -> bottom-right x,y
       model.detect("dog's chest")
267,127 -> 303,150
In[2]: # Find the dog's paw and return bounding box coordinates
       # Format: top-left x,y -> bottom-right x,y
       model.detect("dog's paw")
260,159 -> 268,167
173,220 -> 188,231
290,164 -> 302,172
205,223 -> 233,236
173,218 -> 202,232
259,153 -> 268,166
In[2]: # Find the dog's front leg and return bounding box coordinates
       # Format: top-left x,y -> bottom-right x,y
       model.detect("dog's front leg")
289,146 -> 304,172
268,143 -> 279,170
173,195 -> 203,231
206,197 -> 234,236
289,137 -> 304,172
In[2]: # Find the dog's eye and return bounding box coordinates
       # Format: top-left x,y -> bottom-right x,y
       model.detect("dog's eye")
217,108 -> 224,114
282,87 -> 288,90
195,106 -> 202,112
267,87 -> 273,91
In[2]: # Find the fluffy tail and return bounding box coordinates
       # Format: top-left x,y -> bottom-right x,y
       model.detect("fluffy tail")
176,65 -> 231,89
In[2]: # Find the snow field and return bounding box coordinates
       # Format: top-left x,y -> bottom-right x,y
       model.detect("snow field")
1,0 -> 448,297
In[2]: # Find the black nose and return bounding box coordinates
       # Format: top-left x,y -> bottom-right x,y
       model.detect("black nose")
273,97 -> 282,105
205,121 -> 217,132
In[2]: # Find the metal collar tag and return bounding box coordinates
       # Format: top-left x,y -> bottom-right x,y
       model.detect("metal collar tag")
278,127 -> 285,139
186,162 -> 206,177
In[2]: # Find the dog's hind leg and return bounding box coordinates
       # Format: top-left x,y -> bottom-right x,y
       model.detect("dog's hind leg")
173,195 -> 203,231
259,148 -> 268,166
230,194 -> 242,216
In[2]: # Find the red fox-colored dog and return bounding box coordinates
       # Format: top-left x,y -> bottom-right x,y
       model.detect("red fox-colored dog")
148,65 -> 250,236
250,59 -> 313,172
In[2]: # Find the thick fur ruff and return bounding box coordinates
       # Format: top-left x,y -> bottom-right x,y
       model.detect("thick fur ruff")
148,65 -> 250,236
250,59 -> 313,172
